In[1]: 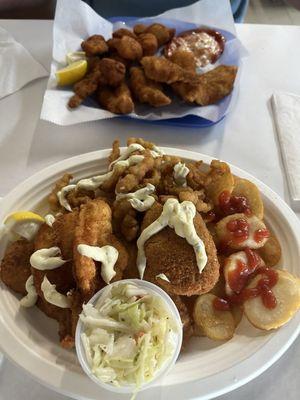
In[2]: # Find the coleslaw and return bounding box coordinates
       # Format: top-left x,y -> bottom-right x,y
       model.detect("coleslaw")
78,282 -> 180,392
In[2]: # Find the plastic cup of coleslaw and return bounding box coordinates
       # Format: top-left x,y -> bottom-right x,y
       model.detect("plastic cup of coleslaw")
75,279 -> 183,395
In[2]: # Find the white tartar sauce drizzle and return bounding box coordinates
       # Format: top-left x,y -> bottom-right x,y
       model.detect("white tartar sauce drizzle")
41,276 -> 71,308
44,214 -> 56,227
57,184 -> 76,212
173,162 -> 190,187
20,275 -> 38,307
76,155 -> 144,192
156,273 -> 170,282
116,183 -> 155,212
77,244 -> 119,284
30,247 -> 67,270
109,143 -> 145,170
137,199 -> 207,279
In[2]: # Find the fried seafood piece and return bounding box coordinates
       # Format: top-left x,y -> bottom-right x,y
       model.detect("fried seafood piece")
106,51 -> 131,68
170,295 -> 194,345
122,242 -> 139,279
108,36 -> 143,61
33,213 -> 77,297
68,70 -> 101,108
186,161 -> 207,190
142,202 -> 220,296
141,56 -> 199,85
168,49 -> 196,72
115,150 -> 155,193
138,33 -> 158,56
108,139 -> 120,164
81,34 -> 108,56
173,65 -> 238,105
66,188 -> 94,210
97,83 -> 134,114
133,24 -> 147,35
0,239 -> 33,294
113,28 -> 136,39
134,23 -> 175,46
130,67 -> 171,107
97,58 -> 126,87
48,173 -> 72,211
178,190 -> 213,213
112,198 -> 139,241
73,199 -> 128,299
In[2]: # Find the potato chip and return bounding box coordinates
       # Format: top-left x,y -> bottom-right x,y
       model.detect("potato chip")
244,269 -> 300,330
232,178 -> 264,219
257,233 -> 282,267
193,293 -> 235,341
206,172 -> 234,206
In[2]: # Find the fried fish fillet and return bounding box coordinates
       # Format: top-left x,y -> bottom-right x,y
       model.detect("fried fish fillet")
73,199 -> 128,299
130,67 -> 171,107
142,202 -> 220,296
172,65 -> 237,105
97,83 -> 134,114
141,56 -> 199,84
0,239 -> 33,294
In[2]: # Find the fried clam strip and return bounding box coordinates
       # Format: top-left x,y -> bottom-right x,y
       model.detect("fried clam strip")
112,198 -> 139,242
142,202 -> 220,296
73,199 -> 128,299
108,139 -> 120,164
48,173 -> 72,211
115,150 -> 155,193
141,56 -> 200,85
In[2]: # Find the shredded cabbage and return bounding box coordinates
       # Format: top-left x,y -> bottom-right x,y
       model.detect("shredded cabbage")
80,282 -> 178,392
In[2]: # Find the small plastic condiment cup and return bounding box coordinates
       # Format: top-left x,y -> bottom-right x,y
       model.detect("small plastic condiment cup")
75,279 -> 183,394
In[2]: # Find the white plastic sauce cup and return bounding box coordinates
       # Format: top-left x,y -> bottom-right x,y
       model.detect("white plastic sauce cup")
75,279 -> 183,394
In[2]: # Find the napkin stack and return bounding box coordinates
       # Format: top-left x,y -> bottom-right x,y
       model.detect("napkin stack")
0,26 -> 48,100
271,92 -> 300,212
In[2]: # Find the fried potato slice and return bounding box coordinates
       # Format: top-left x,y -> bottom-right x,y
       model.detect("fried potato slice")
244,269 -> 300,330
216,213 -> 269,250
232,178 -> 264,219
206,172 -> 234,206
257,233 -> 282,267
193,293 -> 235,340
231,305 -> 243,327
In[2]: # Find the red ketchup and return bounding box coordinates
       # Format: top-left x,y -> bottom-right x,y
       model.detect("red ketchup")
219,190 -> 251,216
213,297 -> 230,311
165,28 -> 225,67
226,218 -> 249,244
229,267 -> 278,309
254,229 -> 270,243
227,248 -> 262,294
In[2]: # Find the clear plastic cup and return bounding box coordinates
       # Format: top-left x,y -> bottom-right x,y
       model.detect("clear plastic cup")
75,279 -> 183,394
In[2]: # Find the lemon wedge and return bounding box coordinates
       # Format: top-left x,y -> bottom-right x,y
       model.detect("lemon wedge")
4,211 -> 45,241
56,59 -> 87,86
66,51 -> 86,65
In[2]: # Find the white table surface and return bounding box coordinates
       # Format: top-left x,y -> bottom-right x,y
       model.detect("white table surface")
0,20 -> 299,400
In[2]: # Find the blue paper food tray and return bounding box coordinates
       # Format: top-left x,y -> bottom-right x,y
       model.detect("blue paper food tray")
108,16 -> 238,128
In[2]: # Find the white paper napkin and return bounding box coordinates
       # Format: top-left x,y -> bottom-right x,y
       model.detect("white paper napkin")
0,26 -> 48,100
271,92 -> 300,211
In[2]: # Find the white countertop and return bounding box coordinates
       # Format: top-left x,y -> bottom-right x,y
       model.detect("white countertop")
0,20 -> 299,400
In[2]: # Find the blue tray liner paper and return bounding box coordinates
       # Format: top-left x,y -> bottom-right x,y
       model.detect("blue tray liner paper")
108,16 -> 244,128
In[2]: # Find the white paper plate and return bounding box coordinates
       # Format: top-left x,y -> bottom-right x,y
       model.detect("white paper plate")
0,147 -> 300,400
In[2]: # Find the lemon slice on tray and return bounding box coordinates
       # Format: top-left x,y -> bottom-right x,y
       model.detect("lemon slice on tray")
4,211 -> 45,241
66,51 -> 86,65
56,59 -> 87,86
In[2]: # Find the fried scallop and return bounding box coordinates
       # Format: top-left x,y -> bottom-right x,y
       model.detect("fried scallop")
142,202 -> 220,296
0,239 -> 33,294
